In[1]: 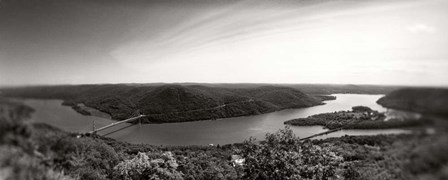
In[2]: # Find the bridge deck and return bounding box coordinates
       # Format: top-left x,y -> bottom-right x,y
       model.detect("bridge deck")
299,128 -> 343,141
88,115 -> 146,134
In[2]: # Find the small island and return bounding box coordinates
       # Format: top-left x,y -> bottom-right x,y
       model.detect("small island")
284,106 -> 430,129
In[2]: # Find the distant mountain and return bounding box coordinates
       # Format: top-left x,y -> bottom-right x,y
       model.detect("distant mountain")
161,83 -> 402,95
284,84 -> 402,95
377,88 -> 448,116
0,84 -> 323,123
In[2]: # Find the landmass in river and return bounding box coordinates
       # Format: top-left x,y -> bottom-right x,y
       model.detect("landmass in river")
1,84 -> 327,123
284,106 -> 431,129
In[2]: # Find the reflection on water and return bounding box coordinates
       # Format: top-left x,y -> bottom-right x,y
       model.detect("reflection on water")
24,94 -> 409,145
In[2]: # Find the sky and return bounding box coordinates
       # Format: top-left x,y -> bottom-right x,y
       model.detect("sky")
0,0 -> 447,86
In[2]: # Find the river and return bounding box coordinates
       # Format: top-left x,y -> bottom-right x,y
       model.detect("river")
23,94 -> 409,145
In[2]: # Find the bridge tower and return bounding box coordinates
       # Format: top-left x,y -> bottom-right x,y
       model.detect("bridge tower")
135,109 -> 142,127
92,120 -> 96,131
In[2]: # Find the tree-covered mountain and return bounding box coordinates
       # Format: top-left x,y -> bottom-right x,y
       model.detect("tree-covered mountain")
0,84 -> 323,123
377,88 -> 448,116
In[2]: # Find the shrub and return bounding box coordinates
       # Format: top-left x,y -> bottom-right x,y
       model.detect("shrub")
351,106 -> 372,112
239,127 -> 345,180
50,136 -> 120,179
113,151 -> 183,180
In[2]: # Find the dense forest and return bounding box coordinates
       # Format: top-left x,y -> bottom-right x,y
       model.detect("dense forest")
137,83 -> 401,95
377,88 -> 448,116
0,84 -> 325,123
284,106 -> 431,130
1,97 -> 447,180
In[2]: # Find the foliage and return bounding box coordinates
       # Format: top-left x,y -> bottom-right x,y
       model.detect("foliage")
173,148 -> 238,180
0,84 -> 322,122
285,107 -> 430,130
239,127 -> 346,179
405,135 -> 448,179
3,97 -> 448,180
0,145 -> 75,180
0,99 -> 73,180
50,136 -> 120,179
351,106 -> 372,112
314,95 -> 337,101
113,151 -> 183,180
377,87 -> 448,116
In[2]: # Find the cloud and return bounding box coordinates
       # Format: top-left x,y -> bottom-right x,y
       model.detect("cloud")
407,23 -> 436,33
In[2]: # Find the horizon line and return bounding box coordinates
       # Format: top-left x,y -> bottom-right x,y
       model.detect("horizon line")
1,82 -> 447,89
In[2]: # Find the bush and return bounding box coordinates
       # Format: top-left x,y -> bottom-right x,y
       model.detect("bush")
113,151 -> 183,180
50,136 -> 120,179
239,127 -> 345,179
351,106 -> 372,112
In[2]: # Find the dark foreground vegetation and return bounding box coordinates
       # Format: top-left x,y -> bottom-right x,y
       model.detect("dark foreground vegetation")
0,84 -> 324,123
2,98 -> 448,180
285,106 -> 431,130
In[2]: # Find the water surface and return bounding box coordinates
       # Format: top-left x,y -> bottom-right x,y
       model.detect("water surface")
24,94 -> 408,145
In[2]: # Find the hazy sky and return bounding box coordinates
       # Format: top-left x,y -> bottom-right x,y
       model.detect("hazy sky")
1,0 -> 447,86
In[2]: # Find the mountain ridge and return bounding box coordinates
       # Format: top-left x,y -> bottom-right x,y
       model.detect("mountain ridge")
0,84 -> 324,123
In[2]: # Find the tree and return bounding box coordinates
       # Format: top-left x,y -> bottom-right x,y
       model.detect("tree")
239,127 -> 345,180
113,151 -> 183,180
351,106 -> 372,113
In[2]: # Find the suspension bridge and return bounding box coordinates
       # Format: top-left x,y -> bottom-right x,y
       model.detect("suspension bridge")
87,114 -> 146,135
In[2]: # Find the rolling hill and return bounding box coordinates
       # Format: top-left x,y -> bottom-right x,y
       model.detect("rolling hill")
0,84 -> 324,123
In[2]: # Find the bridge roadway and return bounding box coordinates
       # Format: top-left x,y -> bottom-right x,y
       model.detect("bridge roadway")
298,119 -> 360,141
88,114 -> 146,134
299,128 -> 343,141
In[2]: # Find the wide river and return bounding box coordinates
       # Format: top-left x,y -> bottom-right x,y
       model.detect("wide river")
24,94 -> 408,145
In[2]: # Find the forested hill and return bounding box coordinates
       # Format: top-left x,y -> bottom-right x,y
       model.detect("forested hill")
377,88 -> 448,116
0,84 -> 323,123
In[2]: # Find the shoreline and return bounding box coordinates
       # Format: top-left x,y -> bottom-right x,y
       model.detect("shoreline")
63,99 -> 329,124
